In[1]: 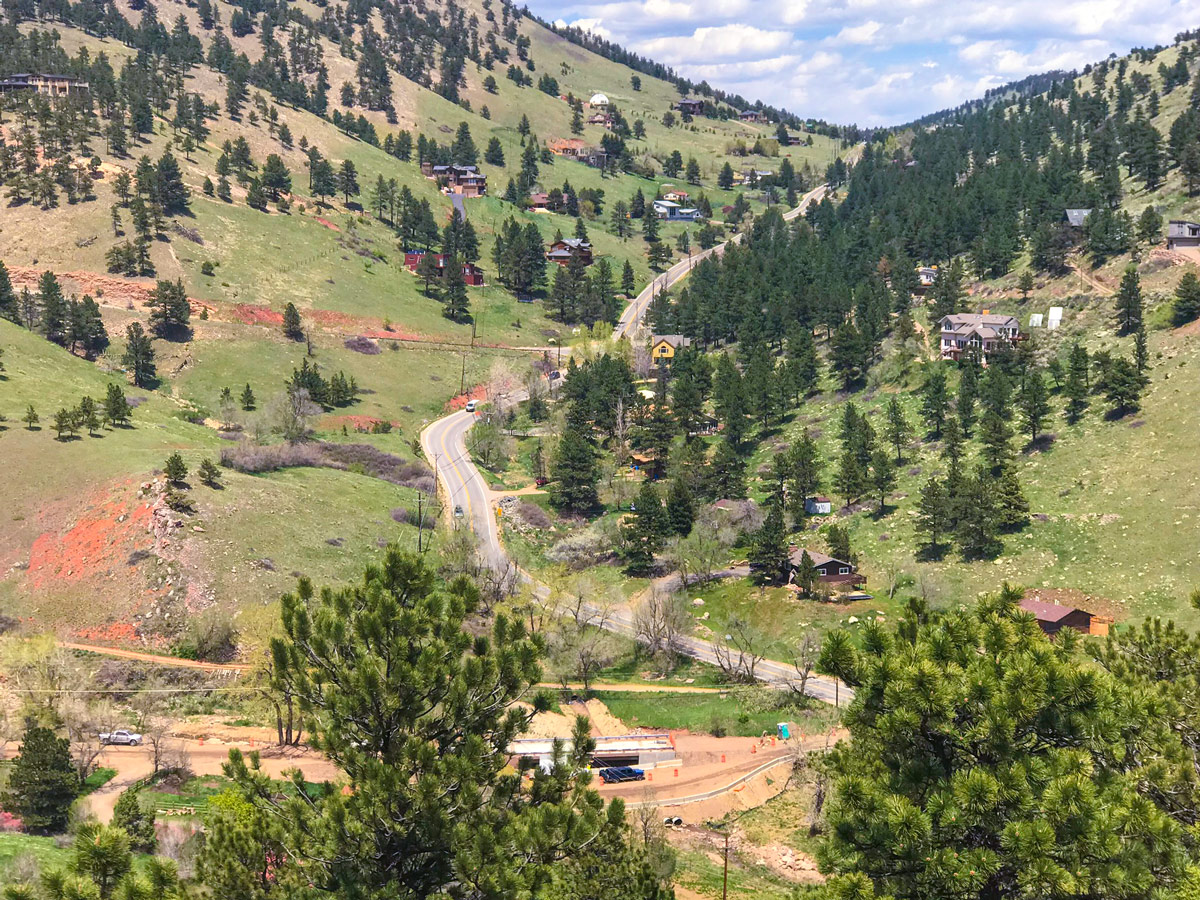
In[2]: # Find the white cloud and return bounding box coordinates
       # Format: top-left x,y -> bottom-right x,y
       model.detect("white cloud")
830,20 -> 883,45
528,0 -> 1200,124
637,24 -> 795,62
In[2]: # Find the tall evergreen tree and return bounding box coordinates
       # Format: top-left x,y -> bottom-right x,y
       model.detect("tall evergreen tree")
0,725 -> 79,834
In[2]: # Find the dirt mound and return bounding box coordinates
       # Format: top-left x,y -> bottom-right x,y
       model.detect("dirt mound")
313,216 -> 341,232
322,414 -> 398,432
444,385 -> 488,412
6,265 -> 158,309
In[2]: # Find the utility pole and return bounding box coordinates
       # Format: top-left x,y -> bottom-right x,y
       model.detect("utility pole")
460,354 -> 466,395
416,490 -> 425,552
722,831 -> 730,900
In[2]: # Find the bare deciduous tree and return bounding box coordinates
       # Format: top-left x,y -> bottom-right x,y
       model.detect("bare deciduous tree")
788,627 -> 822,701
713,615 -> 768,683
633,589 -> 689,673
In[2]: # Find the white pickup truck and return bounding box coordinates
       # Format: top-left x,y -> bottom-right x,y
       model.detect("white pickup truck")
99,729 -> 142,746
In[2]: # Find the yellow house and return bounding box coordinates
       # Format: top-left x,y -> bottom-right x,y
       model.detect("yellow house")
651,334 -> 691,362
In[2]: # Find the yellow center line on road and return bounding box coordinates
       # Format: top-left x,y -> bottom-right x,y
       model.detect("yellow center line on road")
440,412 -> 475,532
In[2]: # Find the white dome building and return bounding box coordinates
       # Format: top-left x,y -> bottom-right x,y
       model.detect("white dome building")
589,92 -> 609,108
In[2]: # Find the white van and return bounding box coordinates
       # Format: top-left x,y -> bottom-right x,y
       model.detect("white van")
465,400 -> 477,413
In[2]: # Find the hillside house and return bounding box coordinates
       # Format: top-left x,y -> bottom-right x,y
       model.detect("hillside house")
404,251 -> 485,286
651,334 -> 691,362
652,199 -> 701,221
662,189 -> 689,203
939,313 -> 1020,362
1019,598 -> 1112,637
739,109 -> 767,124
580,147 -> 609,169
527,192 -> 549,209
804,497 -> 833,516
914,265 -> 939,295
548,138 -> 587,157
0,73 -> 89,96
787,548 -> 866,588
1168,220 -> 1200,250
546,238 -> 593,267
588,92 -> 610,109
1064,208 -> 1092,228
675,98 -> 704,116
420,163 -> 487,197
587,112 -> 612,127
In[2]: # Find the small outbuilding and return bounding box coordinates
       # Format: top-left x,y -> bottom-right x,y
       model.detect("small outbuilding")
804,497 -> 832,516
1019,597 -> 1112,637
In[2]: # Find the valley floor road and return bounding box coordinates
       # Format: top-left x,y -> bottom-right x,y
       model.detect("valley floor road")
421,186 -> 854,706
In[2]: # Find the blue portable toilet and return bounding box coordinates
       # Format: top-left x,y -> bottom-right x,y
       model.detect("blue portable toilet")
777,722 -> 790,740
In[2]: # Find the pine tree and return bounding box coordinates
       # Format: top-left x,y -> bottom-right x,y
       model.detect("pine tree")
1105,357 -> 1144,416
978,409 -> 1013,474
835,448 -> 866,509
748,502 -> 788,585
621,260 -> 636,296
442,257 -> 471,322
147,278 -> 191,338
869,449 -> 896,513
793,550 -> 818,596
282,302 -> 304,340
103,383 -> 131,427
38,271 -> 68,345
665,478 -> 694,537
1114,265 -> 1144,335
240,383 -> 256,410
198,458 -> 221,487
0,260 -> 17,323
915,476 -> 951,558
821,587 -> 1187,900
0,725 -> 79,834
164,452 -> 189,486
111,788 -> 157,852
1173,271 -> 1200,326
957,359 -> 979,434
995,464 -> 1030,531
920,364 -> 950,437
709,439 -> 747,499
551,423 -> 599,512
928,257 -> 964,320
23,404 -> 39,430
1018,368 -> 1050,444
623,481 -> 666,573
883,396 -> 911,463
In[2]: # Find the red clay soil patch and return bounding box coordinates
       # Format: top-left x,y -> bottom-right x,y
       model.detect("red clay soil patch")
444,384 -> 487,411
26,491 -> 154,592
232,303 -> 285,326
313,216 -> 341,232
72,622 -> 142,645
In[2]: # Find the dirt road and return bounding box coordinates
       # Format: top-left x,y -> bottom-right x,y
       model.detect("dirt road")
83,740 -> 338,822
58,641 -> 250,672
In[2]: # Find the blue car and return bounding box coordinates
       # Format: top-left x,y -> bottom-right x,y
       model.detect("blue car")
598,766 -> 646,784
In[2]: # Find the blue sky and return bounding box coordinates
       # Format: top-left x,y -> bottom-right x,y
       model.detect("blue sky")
524,0 -> 1200,125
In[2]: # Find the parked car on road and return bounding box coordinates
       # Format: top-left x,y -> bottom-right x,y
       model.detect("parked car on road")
99,729 -> 142,745
597,766 -> 645,784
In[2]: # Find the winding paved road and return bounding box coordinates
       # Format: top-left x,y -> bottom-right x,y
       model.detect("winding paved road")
420,185 -> 854,706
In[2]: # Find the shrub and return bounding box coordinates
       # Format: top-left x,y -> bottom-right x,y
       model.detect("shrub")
517,502 -> 552,530
344,335 -> 382,355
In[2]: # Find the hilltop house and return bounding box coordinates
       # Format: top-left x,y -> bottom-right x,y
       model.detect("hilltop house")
739,109 -> 767,124
652,199 -> 701,221
546,238 -> 593,267
1019,597 -> 1112,637
420,163 -> 487,197
675,98 -> 704,116
404,251 -> 485,286
787,548 -> 866,589
0,73 -> 88,96
1168,220 -> 1200,250
651,334 -> 691,363
939,313 -> 1020,362
588,92 -> 609,109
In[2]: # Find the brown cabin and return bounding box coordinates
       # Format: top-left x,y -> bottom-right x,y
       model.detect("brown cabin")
788,548 -> 865,588
1019,598 -> 1112,637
